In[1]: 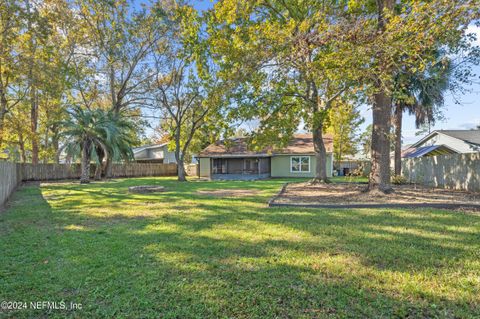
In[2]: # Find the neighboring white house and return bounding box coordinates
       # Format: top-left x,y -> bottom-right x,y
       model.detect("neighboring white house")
132,143 -> 177,164
404,130 -> 480,158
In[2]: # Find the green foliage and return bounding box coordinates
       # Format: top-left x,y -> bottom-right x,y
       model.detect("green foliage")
391,174 -> 408,185
393,50 -> 452,128
208,0 -> 359,152
358,124 -> 372,158
325,100 -> 365,162
61,106 -> 135,163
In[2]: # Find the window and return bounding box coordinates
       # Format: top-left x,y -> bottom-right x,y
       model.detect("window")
212,159 -> 227,174
291,156 -> 310,173
244,159 -> 258,172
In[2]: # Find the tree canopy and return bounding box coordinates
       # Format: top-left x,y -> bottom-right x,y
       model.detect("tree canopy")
0,0 -> 478,187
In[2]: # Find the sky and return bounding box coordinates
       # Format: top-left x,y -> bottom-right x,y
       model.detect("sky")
162,1 -> 480,146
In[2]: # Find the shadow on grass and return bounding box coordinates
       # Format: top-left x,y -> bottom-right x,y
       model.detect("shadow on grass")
0,179 -> 479,318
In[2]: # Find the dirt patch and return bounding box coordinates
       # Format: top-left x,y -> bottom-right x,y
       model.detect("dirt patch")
270,182 -> 480,210
197,189 -> 261,198
128,186 -> 165,194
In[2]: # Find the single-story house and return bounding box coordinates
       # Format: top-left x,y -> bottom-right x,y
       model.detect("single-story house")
197,134 -> 333,180
133,143 -> 177,164
404,130 -> 480,158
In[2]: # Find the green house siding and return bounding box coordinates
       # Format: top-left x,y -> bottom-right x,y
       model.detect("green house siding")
199,158 -> 211,177
271,154 -> 333,178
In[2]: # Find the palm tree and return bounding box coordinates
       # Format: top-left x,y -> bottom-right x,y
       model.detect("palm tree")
62,106 -> 109,183
392,55 -> 450,176
98,111 -> 135,179
62,107 -> 135,183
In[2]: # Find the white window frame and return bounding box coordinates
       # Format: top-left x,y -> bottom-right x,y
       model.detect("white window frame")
290,156 -> 310,173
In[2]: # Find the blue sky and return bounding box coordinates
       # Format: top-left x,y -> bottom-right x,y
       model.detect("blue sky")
161,1 -> 480,145
192,1 -> 215,11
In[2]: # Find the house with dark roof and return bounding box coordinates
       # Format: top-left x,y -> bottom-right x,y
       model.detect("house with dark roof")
404,130 -> 480,158
197,134 -> 333,180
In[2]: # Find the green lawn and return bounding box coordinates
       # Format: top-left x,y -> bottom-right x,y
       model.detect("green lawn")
0,177 -> 479,318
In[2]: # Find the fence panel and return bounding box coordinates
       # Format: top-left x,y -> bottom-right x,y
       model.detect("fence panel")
402,153 -> 480,192
110,163 -> 177,178
20,163 -> 177,181
0,162 -> 20,208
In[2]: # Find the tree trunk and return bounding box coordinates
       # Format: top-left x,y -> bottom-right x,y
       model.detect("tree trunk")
42,126 -> 49,163
368,0 -> 395,193
0,95 -> 6,148
52,132 -> 60,164
173,127 -> 187,182
175,147 -> 187,182
26,0 -> 39,165
30,88 -> 39,165
80,140 -> 91,184
369,92 -> 393,192
104,156 -> 113,179
393,103 -> 403,176
19,134 -> 26,163
312,120 -> 329,183
177,156 -> 187,182
94,147 -> 104,180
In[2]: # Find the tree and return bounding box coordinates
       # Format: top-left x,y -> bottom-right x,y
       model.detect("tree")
62,106 -> 134,183
69,0 -> 168,175
0,0 -> 25,150
359,124 -> 372,159
62,107 -> 109,183
336,0 -> 479,192
325,100 -> 364,164
209,0 -> 361,183
73,0 -> 167,114
0,0 -> 76,163
95,110 -> 136,179
151,2 -> 222,182
392,53 -> 451,176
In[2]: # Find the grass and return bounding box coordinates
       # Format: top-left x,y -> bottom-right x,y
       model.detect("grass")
0,177 -> 479,318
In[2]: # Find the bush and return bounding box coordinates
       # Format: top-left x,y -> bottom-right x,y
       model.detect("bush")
391,175 -> 408,185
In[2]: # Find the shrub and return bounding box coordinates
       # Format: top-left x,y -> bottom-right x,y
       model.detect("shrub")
391,175 -> 408,185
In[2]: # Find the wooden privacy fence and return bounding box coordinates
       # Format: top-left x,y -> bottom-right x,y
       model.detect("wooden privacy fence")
0,162 -> 177,207
0,162 -> 21,208
402,153 -> 480,192
21,163 -> 83,181
110,163 -> 177,178
20,163 -> 177,181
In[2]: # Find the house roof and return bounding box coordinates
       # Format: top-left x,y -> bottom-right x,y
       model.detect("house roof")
412,130 -> 480,148
437,130 -> 480,146
133,143 -> 168,154
198,134 -> 333,157
403,144 -> 458,158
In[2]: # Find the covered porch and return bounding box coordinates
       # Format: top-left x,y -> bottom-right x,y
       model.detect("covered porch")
211,157 -> 271,180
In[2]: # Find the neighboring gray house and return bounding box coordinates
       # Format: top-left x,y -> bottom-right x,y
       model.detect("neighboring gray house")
404,130 -> 480,158
133,143 -> 177,164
